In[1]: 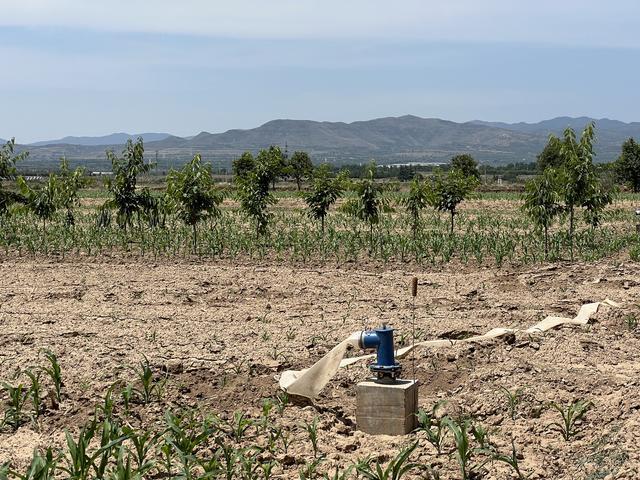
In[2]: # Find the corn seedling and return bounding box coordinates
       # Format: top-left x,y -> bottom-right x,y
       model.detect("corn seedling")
299,458 -> 323,480
8,448 -> 57,480
491,439 -> 531,480
415,401 -> 448,454
500,386 -> 526,421
323,465 -> 354,480
41,350 -> 62,405
302,417 -> 320,458
548,399 -> 592,441
132,355 -> 165,404
24,369 -> 43,419
355,442 -> 420,480
228,411 -> 253,442
2,381 -> 29,432
442,417 -> 490,480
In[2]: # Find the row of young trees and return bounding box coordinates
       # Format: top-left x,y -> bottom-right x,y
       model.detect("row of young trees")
523,123 -> 614,259
0,138 -> 87,231
0,122 -> 632,260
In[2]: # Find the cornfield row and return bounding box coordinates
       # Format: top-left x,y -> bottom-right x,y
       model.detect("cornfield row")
1,197 -> 637,265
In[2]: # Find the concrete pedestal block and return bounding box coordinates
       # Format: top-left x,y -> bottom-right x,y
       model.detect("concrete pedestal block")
356,379 -> 419,435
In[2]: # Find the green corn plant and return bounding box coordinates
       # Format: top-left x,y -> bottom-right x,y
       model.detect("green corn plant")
108,445 -> 140,480
322,465 -> 353,480
415,401 -> 448,454
442,417 -> 490,480
216,437 -> 238,480
258,459 -> 278,480
298,458 -> 323,480
121,426 -> 159,475
548,399 -> 592,440
41,350 -> 62,405
228,411 -> 253,442
8,448 -> 58,480
24,369 -> 43,418
132,355 -> 166,404
93,419 -> 128,479
491,439 -> 531,480
500,386 -> 525,421
120,384 -> 133,413
355,442 -> 420,480
163,410 -> 217,479
2,381 -> 29,431
302,417 -> 320,458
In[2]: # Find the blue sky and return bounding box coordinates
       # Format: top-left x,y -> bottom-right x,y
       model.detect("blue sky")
1,0 -> 640,143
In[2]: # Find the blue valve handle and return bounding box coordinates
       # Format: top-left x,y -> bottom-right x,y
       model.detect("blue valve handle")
359,325 -> 401,375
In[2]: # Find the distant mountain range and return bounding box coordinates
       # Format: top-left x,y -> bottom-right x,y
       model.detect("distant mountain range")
11,115 -> 640,170
29,132 -> 171,147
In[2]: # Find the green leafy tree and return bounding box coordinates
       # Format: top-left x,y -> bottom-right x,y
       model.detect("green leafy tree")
103,138 -> 155,230
402,176 -> 431,238
304,164 -> 347,233
557,123 -> 612,259
232,152 -> 256,180
167,154 -> 223,253
537,136 -> 564,171
522,168 -> 564,259
58,158 -> 87,226
17,174 -> 59,232
0,138 -> 28,217
451,154 -> 480,180
429,168 -> 478,234
288,151 -> 313,190
268,146 -> 287,189
236,147 -> 280,237
343,163 -> 392,249
614,138 -> 640,192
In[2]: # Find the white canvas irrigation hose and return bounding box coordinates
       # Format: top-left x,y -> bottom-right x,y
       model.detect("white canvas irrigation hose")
279,299 -> 620,400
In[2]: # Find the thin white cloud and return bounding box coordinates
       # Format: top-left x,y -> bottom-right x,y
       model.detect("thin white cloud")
1,0 -> 639,48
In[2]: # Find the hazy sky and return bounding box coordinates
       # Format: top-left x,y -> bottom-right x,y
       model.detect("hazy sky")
2,0 -> 640,143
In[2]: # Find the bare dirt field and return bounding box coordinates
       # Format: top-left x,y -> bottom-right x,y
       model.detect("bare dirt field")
1,255 -> 640,479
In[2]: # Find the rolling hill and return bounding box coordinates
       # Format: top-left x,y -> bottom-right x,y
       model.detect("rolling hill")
13,115 -> 638,170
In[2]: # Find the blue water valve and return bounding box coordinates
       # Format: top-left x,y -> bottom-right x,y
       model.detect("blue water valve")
359,324 -> 402,381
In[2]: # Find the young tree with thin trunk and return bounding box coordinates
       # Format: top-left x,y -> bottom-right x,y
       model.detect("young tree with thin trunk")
167,154 -> 223,253
103,138 -> 156,231
235,146 -> 280,237
614,138 -> 640,192
342,162 -> 392,251
402,175 -> 431,238
0,138 -> 28,217
57,158 -> 87,227
288,151 -> 314,190
429,168 -> 478,234
557,122 -> 612,259
304,164 -> 346,233
522,168 -> 564,259
18,174 -> 59,233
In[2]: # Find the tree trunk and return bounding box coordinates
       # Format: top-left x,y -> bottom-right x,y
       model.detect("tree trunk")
321,215 -> 325,234
544,223 -> 549,260
192,223 -> 197,255
296,177 -> 301,191
569,205 -> 574,261
450,210 -> 455,235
